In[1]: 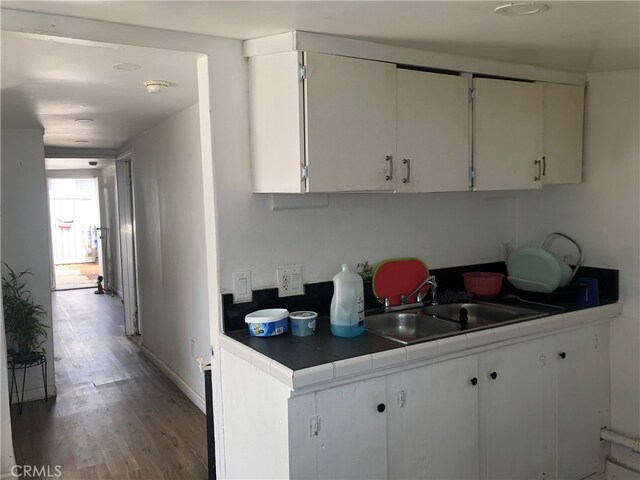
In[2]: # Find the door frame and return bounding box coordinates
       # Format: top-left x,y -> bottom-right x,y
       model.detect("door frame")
116,152 -> 141,336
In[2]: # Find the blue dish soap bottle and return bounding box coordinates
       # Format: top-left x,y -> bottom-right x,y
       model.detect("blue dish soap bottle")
330,264 -> 365,337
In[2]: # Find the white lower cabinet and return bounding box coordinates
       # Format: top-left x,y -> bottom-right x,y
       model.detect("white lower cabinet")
480,337 -> 556,480
386,354 -> 480,479
555,324 -> 609,480
222,320 -> 611,479
315,377 -> 388,480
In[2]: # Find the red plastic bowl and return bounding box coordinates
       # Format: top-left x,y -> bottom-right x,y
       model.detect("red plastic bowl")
462,272 -> 505,300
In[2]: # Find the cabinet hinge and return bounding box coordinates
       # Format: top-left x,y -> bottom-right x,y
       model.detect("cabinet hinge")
468,88 -> 475,103
468,166 -> 475,185
310,415 -> 320,437
301,164 -> 309,181
397,390 -> 407,408
299,65 -> 307,81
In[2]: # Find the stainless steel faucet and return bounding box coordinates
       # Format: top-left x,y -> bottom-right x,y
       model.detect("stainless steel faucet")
401,275 -> 438,306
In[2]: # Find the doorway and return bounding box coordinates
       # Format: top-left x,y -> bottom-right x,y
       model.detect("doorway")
48,177 -> 102,290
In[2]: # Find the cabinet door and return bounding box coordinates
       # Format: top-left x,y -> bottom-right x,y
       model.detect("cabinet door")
304,52 -> 396,192
541,83 -> 584,185
473,78 -> 543,191
396,69 -> 471,193
316,377 -> 388,480
249,51 -> 306,193
387,355 -> 480,480
556,324 -> 609,480
480,337 -> 556,480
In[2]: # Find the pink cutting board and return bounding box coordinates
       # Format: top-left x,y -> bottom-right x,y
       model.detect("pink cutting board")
372,258 -> 429,307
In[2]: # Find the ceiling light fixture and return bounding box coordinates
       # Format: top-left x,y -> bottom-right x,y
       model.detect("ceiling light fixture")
74,140 -> 90,144
112,63 -> 141,71
494,2 -> 550,15
75,118 -> 94,124
144,80 -> 170,94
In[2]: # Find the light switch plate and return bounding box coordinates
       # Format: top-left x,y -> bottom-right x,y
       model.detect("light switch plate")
233,270 -> 252,303
277,266 -> 304,297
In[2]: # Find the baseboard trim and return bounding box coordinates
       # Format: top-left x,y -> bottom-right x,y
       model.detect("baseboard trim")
139,344 -> 206,414
607,459 -> 640,480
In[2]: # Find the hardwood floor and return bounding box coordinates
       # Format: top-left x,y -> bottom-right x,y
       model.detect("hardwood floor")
10,289 -> 208,480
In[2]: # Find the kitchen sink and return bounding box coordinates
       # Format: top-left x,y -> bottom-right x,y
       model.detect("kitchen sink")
365,311 -> 461,344
366,302 -> 548,344
421,302 -> 547,325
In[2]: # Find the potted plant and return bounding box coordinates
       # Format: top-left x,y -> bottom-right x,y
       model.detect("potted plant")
2,264 -> 48,360
357,261 -> 377,310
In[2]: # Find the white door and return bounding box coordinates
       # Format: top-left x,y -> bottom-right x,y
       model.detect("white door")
396,69 -> 472,192
556,324 -> 609,479
480,337 -> 556,480
541,82 -> 584,185
473,78 -> 543,191
387,355 -> 480,479
316,377 -> 388,479
116,158 -> 140,336
304,52 -> 397,192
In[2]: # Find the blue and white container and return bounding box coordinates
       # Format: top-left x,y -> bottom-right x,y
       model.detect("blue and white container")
290,311 -> 317,336
245,309 -> 289,337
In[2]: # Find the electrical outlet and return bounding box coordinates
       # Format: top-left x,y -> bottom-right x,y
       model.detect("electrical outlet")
501,242 -> 513,261
277,266 -> 304,297
233,270 -> 252,303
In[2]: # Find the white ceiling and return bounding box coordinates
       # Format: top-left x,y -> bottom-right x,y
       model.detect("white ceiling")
45,157 -> 115,170
1,32 -> 200,149
3,1 -> 639,73
1,1 -> 638,153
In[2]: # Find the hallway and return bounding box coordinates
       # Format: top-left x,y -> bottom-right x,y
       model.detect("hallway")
10,290 -> 208,479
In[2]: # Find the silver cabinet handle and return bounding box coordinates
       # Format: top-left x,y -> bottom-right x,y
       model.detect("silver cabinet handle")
402,159 -> 411,184
385,155 -> 393,181
534,159 -> 542,181
542,155 -> 546,177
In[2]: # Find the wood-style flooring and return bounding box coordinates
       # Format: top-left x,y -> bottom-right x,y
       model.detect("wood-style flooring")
10,289 -> 208,479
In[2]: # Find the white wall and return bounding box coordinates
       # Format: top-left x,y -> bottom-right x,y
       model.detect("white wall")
209,44 -> 512,294
1,128 -> 56,399
0,167 -> 16,480
130,103 -> 210,405
216,188 -> 517,292
517,70 -> 640,468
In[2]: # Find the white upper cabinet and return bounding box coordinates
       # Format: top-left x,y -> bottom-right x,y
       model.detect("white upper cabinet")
249,51 -> 306,193
473,78 -> 544,191
305,52 -> 397,192
248,50 -> 583,194
396,69 -> 472,193
248,51 -> 396,193
540,82 -> 585,184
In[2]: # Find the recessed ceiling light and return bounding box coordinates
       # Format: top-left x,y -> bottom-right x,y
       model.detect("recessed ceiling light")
74,140 -> 90,144
494,2 -> 550,15
144,80 -> 171,94
112,63 -> 141,71
75,118 -> 94,124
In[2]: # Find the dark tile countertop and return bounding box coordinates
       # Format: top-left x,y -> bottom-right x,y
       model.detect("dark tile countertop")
224,298 -> 617,371
226,316 -> 400,371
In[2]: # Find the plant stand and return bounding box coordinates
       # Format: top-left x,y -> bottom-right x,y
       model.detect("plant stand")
8,351 -> 47,414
